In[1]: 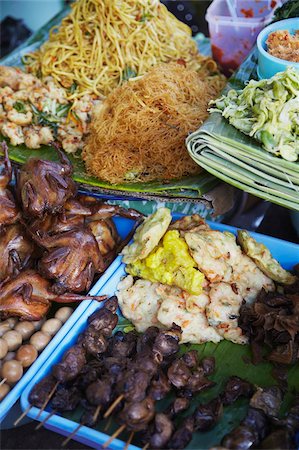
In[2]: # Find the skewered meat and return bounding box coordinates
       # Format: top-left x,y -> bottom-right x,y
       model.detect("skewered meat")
221,387 -> 282,449
150,413 -> 174,449
136,326 -> 160,353
86,308 -> 118,336
76,360 -> 103,390
259,428 -> 294,449
221,408 -> 269,449
261,395 -> 299,448
103,356 -> 127,381
78,299 -> 119,356
242,408 -> 269,441
33,228 -> 104,294
17,147 -> 76,218
107,331 -> 137,358
183,367 -> 215,397
0,270 -> 106,321
167,359 -> 192,389
249,386 -> 282,417
116,369 -> 151,402
284,394 -> 299,431
132,350 -> 160,377
193,397 -> 223,431
166,397 -> 190,418
182,350 -> 199,369
201,356 -> 216,376
51,386 -> 81,411
87,300 -> 118,335
118,397 -> 155,432
222,424 -> 260,449
80,326 -> 108,357
167,416 -> 194,449
0,223 -> 35,282
0,142 -> 20,227
153,324 -> 182,359
86,378 -> 112,407
28,375 -> 57,408
52,345 -> 86,382
222,376 -> 254,406
80,402 -> 103,427
149,370 -> 171,400
94,295 -> 118,314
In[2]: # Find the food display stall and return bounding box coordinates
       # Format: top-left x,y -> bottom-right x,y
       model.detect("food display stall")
0,0 -> 298,449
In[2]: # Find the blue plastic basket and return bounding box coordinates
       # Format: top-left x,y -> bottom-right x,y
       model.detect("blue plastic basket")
0,215 -> 137,424
20,216 -> 299,449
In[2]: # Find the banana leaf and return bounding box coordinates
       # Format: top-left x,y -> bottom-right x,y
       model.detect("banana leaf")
0,139 -> 218,199
0,10 -> 218,201
186,50 -> 299,211
61,317 -> 299,449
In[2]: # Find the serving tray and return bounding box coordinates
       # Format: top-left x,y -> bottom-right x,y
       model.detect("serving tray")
20,216 -> 299,449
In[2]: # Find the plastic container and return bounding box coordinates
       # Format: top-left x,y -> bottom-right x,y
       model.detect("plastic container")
206,0 -> 280,75
20,215 -> 299,449
0,215 -> 136,425
257,18 -> 299,79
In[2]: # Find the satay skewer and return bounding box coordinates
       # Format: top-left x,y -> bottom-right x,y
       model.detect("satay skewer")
104,416 -> 113,432
62,404 -> 102,447
93,405 -> 102,422
13,405 -> 32,426
102,424 -> 126,448
0,378 -> 7,387
124,431 -> 134,450
35,410 -> 57,430
62,423 -> 83,447
103,394 -> 124,418
36,380 -> 59,419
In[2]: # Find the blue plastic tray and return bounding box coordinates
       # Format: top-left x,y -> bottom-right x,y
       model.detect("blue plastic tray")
20,216 -> 299,449
0,215 -> 136,424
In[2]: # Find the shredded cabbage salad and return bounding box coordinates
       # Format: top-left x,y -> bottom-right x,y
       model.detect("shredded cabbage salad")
210,67 -> 299,162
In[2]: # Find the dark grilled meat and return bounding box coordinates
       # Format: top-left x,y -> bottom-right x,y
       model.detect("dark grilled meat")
52,345 -> 86,383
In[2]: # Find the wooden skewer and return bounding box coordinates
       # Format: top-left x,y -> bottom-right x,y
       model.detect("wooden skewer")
36,380 -> 59,420
62,423 -> 83,447
35,410 -> 56,430
124,431 -> 134,450
102,424 -> 126,449
104,416 -> 112,432
62,405 -> 101,448
142,443 -> 149,450
0,378 -> 7,387
14,405 -> 32,427
103,394 -> 124,419
93,405 -> 101,422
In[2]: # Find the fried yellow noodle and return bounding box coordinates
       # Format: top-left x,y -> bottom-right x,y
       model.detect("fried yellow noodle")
83,63 -> 225,183
24,0 -> 220,99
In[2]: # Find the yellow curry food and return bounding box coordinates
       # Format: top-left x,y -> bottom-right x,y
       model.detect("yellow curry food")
127,230 -> 204,295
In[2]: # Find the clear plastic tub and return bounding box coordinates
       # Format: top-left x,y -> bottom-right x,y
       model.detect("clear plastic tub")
206,0 -> 281,75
